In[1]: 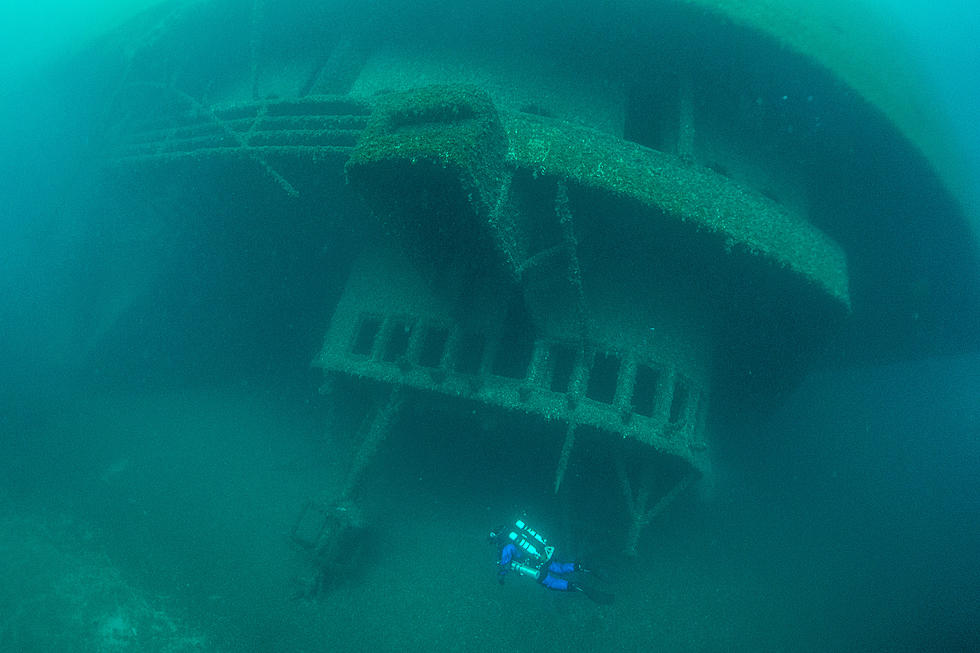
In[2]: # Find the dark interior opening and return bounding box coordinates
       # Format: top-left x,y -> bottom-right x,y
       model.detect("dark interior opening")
491,297 -> 535,380
632,363 -> 660,417
669,378 -> 689,424
351,313 -> 382,356
454,331 -> 484,375
586,351 -> 619,404
382,317 -> 414,362
418,324 -> 450,368
549,343 -> 577,393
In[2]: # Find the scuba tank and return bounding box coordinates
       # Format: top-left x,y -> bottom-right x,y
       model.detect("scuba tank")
508,519 -> 556,563
510,560 -> 542,580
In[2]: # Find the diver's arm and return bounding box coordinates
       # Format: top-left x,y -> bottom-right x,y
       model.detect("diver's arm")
497,543 -> 515,582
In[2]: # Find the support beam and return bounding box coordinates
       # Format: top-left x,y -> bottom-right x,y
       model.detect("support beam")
554,422 -> 577,494
340,386 -> 404,501
617,453 -> 696,556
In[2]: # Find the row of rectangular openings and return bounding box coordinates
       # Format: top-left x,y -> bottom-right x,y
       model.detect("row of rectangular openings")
350,318 -> 528,379
351,313 -> 452,368
635,362 -> 693,426
352,312 -> 697,426
586,353 -> 694,427
350,312 -> 696,426
350,313 -> 417,362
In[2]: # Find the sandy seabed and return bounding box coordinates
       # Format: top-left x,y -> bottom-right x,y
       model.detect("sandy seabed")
1,384 -> 937,652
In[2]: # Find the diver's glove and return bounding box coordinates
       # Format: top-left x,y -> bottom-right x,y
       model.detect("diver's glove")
574,562 -> 591,573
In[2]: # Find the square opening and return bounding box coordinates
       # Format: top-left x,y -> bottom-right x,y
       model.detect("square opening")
454,331 -> 484,375
382,318 -> 414,363
491,297 -> 535,380
418,325 -> 450,368
351,314 -> 382,356
632,363 -> 660,418
549,344 -> 577,393
586,352 -> 619,404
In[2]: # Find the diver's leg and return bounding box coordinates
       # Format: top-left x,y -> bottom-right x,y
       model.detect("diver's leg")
549,560 -> 576,574
540,574 -> 570,591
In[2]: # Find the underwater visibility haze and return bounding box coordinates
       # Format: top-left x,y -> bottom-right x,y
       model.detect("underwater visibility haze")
0,1 -> 978,651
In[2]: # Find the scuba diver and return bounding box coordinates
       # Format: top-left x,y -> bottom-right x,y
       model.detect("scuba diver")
489,519 -> 614,605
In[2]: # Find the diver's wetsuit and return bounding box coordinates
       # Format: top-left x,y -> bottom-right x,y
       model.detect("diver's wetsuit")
498,542 -> 577,590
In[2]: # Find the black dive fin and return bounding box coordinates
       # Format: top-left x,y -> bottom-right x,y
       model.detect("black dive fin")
581,585 -> 615,605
